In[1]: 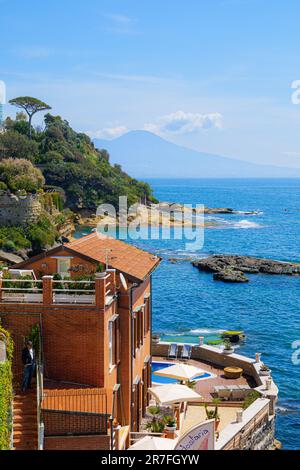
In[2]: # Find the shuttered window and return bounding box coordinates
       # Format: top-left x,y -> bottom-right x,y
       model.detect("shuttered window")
109,314 -> 120,369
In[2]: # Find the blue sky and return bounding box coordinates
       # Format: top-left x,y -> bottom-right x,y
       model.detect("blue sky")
1,0 -> 300,167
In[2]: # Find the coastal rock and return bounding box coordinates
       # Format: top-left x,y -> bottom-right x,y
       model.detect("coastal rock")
193,255 -> 300,283
213,269 -> 249,283
0,250 -> 25,265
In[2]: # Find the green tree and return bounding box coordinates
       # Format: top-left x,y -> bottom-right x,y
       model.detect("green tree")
0,158 -> 45,192
0,130 -> 39,161
9,96 -> 51,139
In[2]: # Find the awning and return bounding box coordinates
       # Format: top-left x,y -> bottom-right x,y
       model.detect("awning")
154,363 -> 205,382
148,384 -> 202,405
129,436 -> 177,450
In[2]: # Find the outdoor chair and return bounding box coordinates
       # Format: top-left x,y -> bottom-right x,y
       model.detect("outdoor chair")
181,344 -> 192,360
168,343 -> 178,359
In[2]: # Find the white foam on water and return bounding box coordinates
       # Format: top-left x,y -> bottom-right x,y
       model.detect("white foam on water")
233,219 -> 263,229
189,328 -> 225,335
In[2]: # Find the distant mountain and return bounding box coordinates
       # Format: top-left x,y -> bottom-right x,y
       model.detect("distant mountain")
94,130 -> 300,178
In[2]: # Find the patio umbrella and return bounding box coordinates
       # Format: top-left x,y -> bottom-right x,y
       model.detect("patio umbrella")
154,363 -> 205,382
148,383 -> 202,405
129,436 -> 177,450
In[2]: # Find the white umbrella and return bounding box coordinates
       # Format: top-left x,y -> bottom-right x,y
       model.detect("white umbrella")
154,363 -> 205,382
148,383 -> 202,405
129,436 -> 177,450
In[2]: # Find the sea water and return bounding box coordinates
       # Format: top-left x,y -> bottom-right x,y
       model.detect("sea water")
76,178 -> 300,449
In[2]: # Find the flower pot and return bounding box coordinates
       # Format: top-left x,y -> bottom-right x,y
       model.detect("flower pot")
260,369 -> 271,377
164,426 -> 177,439
223,348 -> 234,355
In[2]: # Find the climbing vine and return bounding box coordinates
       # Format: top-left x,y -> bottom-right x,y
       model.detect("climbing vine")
0,325 -> 13,450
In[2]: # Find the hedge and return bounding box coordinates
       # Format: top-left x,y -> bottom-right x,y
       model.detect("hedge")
0,326 -> 13,450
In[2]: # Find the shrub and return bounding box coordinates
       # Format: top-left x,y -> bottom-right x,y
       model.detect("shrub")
0,158 -> 45,192
1,240 -> 16,252
243,391 -> 261,410
0,326 -> 13,450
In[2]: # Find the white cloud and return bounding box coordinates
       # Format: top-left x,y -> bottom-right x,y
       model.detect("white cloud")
104,13 -> 138,35
144,110 -> 223,135
86,126 -> 128,140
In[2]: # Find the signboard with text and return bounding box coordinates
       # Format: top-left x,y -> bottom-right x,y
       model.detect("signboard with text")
174,419 -> 215,451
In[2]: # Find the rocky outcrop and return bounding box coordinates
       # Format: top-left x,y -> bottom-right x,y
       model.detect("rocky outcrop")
0,250 -> 25,265
213,269 -> 249,283
0,192 -> 42,226
193,255 -> 300,283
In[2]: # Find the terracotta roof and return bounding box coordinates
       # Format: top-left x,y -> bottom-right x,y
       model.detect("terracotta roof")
66,233 -> 161,282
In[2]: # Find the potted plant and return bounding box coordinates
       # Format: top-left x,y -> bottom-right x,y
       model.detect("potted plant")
260,364 -> 271,376
186,380 -> 197,390
205,400 -> 221,431
223,338 -> 234,355
163,415 -> 177,439
152,333 -> 160,344
145,406 -> 165,433
163,415 -> 177,431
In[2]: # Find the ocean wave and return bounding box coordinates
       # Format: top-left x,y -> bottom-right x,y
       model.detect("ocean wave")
234,210 -> 264,216
189,328 -> 225,335
232,220 -> 263,229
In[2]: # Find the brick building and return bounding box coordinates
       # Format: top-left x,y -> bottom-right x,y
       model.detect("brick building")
0,232 -> 161,450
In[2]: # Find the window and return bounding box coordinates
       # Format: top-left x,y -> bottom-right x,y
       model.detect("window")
144,296 -> 151,334
109,315 -> 120,369
57,258 -> 71,277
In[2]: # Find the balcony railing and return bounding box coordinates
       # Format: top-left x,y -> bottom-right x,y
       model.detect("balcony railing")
42,388 -> 109,436
0,279 -> 43,303
0,270 -> 117,308
52,280 -> 95,305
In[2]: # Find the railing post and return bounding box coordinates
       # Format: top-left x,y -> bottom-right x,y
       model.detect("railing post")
107,269 -> 117,296
42,276 -> 53,305
95,273 -> 106,309
113,424 -> 121,450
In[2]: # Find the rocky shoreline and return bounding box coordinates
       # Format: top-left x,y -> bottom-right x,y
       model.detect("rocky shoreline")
192,255 -> 300,283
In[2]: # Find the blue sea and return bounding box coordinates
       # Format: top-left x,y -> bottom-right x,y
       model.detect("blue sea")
77,178 -> 300,449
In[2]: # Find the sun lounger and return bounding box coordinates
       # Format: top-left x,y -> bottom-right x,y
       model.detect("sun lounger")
231,385 -> 245,400
214,385 -> 232,400
168,343 -> 178,359
181,344 -> 192,360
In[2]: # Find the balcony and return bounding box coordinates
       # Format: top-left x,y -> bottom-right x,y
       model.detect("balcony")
41,383 -> 110,437
0,270 -> 116,309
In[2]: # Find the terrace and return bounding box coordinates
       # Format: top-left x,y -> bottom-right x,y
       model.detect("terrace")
0,269 -> 116,308
132,340 -> 279,450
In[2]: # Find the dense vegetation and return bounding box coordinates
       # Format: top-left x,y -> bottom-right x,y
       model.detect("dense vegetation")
0,110 -> 157,210
0,326 -> 13,450
0,214 -> 59,254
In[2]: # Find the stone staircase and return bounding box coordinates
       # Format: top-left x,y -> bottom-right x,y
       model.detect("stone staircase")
13,389 -> 38,450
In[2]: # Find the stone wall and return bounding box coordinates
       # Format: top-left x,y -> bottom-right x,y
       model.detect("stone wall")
0,192 -> 42,226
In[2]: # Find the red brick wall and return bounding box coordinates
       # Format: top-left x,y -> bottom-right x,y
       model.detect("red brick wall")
44,435 -> 111,450
19,248 -> 97,278
0,303 -> 114,389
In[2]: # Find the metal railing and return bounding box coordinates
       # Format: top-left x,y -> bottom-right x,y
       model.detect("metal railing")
0,279 -> 43,303
42,389 -> 109,437
52,280 -> 96,305
36,361 -> 44,450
